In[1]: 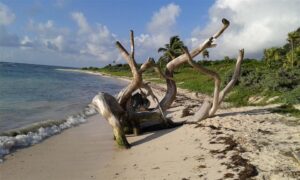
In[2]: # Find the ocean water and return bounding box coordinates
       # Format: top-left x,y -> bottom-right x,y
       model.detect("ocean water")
0,62 -> 127,133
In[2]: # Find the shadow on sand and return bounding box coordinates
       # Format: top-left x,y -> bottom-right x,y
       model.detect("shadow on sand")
130,124 -> 181,146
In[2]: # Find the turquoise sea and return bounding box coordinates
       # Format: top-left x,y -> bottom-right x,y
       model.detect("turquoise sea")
0,62 -> 126,133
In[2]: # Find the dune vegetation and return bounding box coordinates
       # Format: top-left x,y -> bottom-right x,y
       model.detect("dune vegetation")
82,27 -> 300,117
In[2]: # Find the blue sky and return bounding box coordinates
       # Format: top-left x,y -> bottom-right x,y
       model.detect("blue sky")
0,0 -> 300,67
2,0 -> 210,38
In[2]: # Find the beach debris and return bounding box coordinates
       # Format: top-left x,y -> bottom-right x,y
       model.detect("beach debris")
291,150 -> 300,166
223,173 -> 234,178
92,18 -> 245,148
208,135 -> 258,179
181,107 -> 193,117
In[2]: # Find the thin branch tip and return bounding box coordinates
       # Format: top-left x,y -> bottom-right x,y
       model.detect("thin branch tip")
149,58 -> 155,63
238,49 -> 245,60
222,18 -> 230,25
130,30 -> 134,38
130,30 -> 135,58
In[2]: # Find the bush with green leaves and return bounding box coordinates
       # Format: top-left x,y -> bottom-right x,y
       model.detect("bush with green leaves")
282,86 -> 300,104
264,68 -> 300,92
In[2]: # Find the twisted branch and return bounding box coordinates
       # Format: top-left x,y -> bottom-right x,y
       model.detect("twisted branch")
160,18 -> 230,110
184,49 -> 245,122
182,46 -> 221,117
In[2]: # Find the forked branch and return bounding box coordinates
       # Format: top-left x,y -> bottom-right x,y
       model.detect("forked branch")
183,49 -> 245,122
115,31 -> 141,108
182,46 -> 221,117
160,18 -> 230,110
115,30 -> 175,126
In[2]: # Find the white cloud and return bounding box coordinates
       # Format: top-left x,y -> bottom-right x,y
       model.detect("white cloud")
26,19 -> 80,54
0,3 -> 35,49
0,3 -> 115,67
37,20 -> 54,32
44,35 -> 64,51
0,3 -> 182,66
70,12 -> 118,62
80,24 -> 118,61
71,12 -> 91,34
134,3 -> 181,61
19,14 -> 118,63
0,3 -> 15,25
27,19 -> 69,37
190,0 -> 300,59
20,36 -> 34,47
147,3 -> 180,35
0,3 -> 20,47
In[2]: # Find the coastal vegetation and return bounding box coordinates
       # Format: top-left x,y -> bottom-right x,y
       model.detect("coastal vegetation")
83,27 -> 300,118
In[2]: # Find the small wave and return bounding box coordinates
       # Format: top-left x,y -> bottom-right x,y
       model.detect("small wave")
0,105 -> 97,163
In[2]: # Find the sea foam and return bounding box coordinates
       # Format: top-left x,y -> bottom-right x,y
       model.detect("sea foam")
0,105 -> 97,163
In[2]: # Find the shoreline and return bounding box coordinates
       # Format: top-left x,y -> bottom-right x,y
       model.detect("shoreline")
59,68 -> 212,101
0,115 -> 116,180
56,68 -> 132,83
0,105 -> 98,161
0,69 -> 127,161
1,71 -> 299,179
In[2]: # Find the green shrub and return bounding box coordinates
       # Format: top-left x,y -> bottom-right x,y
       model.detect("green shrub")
282,86 -> 300,104
265,68 -> 300,92
226,87 -> 253,106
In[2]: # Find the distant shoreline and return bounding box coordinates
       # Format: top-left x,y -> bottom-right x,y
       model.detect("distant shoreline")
56,68 -> 132,83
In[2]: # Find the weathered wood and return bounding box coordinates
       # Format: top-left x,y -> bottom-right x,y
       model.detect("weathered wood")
115,31 -> 142,108
182,46 -> 221,117
191,100 -> 212,122
183,48 -> 244,121
139,58 -> 154,74
141,83 -> 169,125
160,18 -> 230,110
92,92 -> 130,148
92,18 -> 244,148
218,49 -> 244,104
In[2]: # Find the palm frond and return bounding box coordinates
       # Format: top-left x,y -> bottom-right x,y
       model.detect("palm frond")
158,47 -> 167,53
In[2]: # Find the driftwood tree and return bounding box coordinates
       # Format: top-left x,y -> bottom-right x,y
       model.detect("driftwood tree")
92,18 -> 244,148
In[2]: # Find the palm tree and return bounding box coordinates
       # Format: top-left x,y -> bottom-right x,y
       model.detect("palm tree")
287,31 -> 300,68
158,36 -> 184,63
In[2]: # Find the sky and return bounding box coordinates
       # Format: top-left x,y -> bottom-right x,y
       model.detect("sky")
0,0 -> 300,67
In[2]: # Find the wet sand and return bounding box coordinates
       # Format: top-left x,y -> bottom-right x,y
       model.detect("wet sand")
0,115 -> 115,180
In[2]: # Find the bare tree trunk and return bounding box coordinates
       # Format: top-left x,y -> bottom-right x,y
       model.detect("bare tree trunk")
160,19 -> 230,110
218,49 -> 244,104
182,46 -> 221,117
92,30 -> 177,148
183,48 -> 244,122
92,92 -> 130,148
